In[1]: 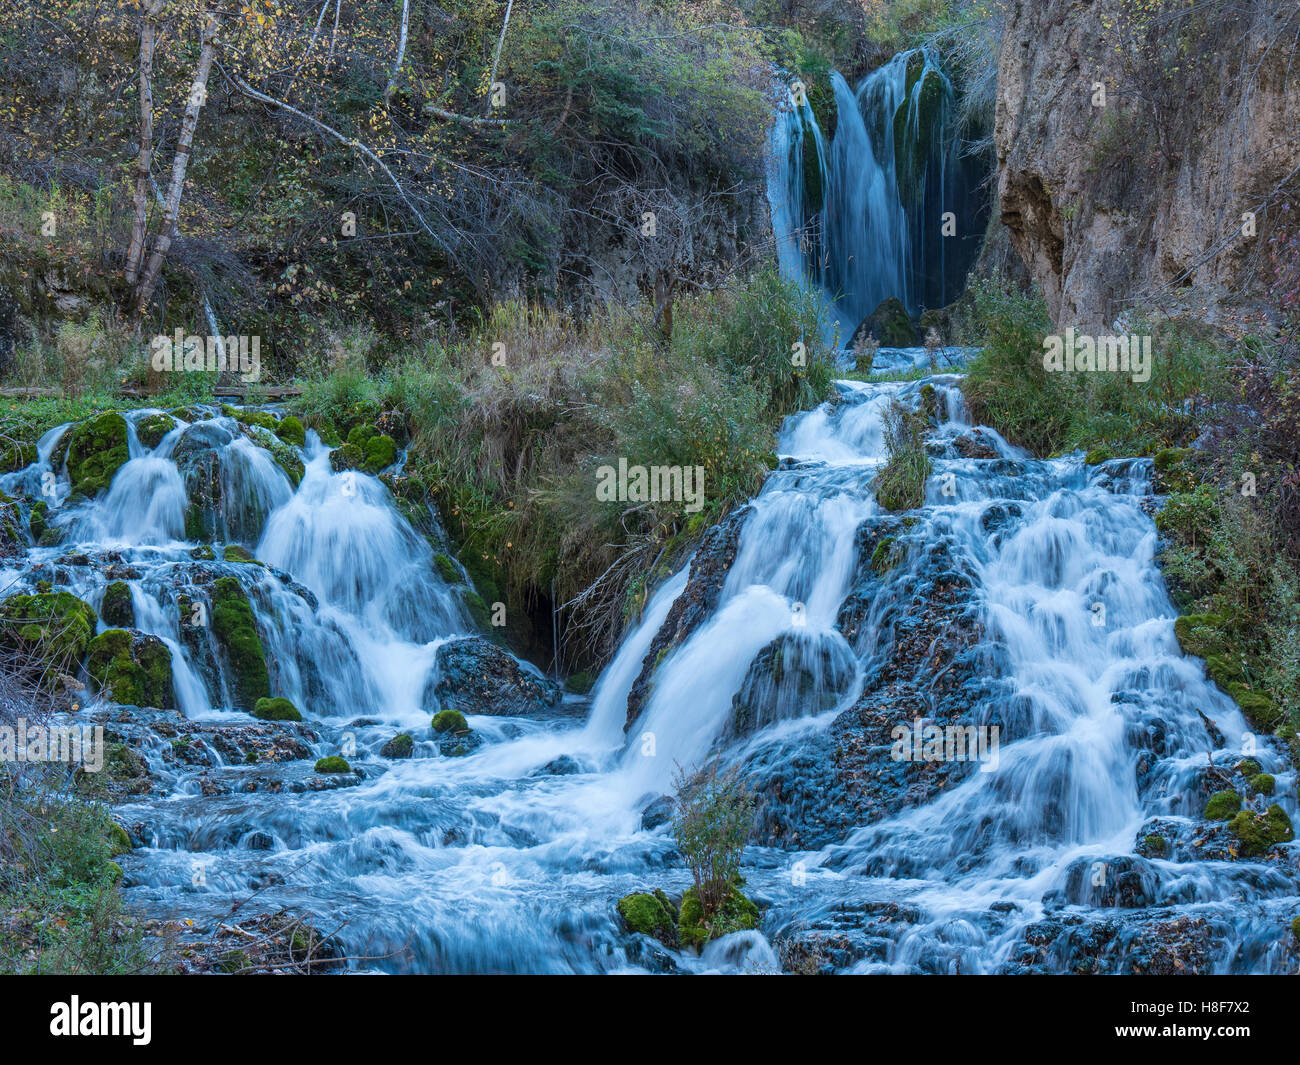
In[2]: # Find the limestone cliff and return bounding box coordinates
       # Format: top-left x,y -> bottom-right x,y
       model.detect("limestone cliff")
995,0 -> 1300,331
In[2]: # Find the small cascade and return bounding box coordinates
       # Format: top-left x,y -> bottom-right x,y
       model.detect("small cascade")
1,371 -> 1295,974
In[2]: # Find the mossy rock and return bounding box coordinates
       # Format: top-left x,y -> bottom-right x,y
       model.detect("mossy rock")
134,413 -> 176,450
252,696 -> 302,722
329,425 -> 396,475
0,440 -> 36,473
99,580 -> 134,628
617,890 -> 678,946
314,755 -> 351,774
64,412 -> 130,498
433,553 -> 460,584
245,425 -> 305,488
276,416 -> 306,448
432,708 -> 469,734
1291,915 -> 1300,940
1084,446 -> 1113,465
870,536 -> 900,575
1173,613 -> 1226,659
853,297 -> 917,349
1142,833 -> 1167,857
0,590 -> 97,678
107,820 -> 133,857
1152,447 -> 1197,492
565,671 -> 595,695
87,629 -> 174,708
211,576 -> 270,709
380,733 -> 414,758
1235,757 -> 1263,777
1204,790 -> 1241,821
223,544 -> 261,564
190,544 -> 216,561
677,882 -> 760,949
221,404 -> 279,433
1248,773 -> 1275,796
1227,804 -> 1293,857
1226,683 -> 1281,732
27,500 -> 49,543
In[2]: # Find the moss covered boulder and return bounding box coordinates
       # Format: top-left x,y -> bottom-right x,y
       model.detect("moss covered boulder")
314,756 -> 351,774
380,733 -> 414,758
1204,790 -> 1241,821
211,577 -> 270,709
329,424 -> 396,475
0,590 -> 97,679
64,412 -> 130,498
677,882 -> 760,949
99,580 -> 134,628
134,413 -> 176,450
1227,804 -> 1293,857
252,696 -> 302,722
617,890 -> 678,947
850,297 -> 917,350
87,629 -> 174,708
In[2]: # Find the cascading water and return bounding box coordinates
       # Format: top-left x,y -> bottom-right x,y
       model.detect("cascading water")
767,49 -> 991,340
2,370 -> 1294,973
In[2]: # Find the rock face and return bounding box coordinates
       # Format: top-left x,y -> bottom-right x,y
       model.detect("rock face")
995,0 -> 1300,330
623,506 -> 750,730
428,636 -> 561,718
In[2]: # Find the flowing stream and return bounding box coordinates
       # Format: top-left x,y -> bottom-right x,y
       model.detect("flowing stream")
3,378 -> 1296,973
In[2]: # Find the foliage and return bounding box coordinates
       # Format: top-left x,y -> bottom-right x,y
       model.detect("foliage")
875,399 -> 932,510
670,760 -> 756,922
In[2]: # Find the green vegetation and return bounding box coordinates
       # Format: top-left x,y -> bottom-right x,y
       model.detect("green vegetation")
86,629 -> 173,708
313,756 -> 351,775
1227,804 -> 1294,857
670,761 -> 758,947
99,581 -> 134,628
0,591 -> 97,686
875,401 -> 932,511
380,734 -> 415,759
431,709 -> 469,735
616,890 -> 678,945
210,578 -> 270,710
291,272 -> 831,668
63,412 -> 129,499
252,697 -> 303,723
0,774 -> 165,973
1204,790 -> 1242,821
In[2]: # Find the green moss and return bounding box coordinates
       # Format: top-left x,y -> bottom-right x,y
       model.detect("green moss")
106,821 -> 132,857
1248,773 -> 1276,797
870,536 -> 899,576
432,708 -> 468,734
1292,916 -> 1300,940
380,733 -> 414,758
314,756 -> 351,774
565,670 -> 595,695
1153,447 -> 1197,492
1084,446 -> 1113,465
617,890 -> 678,944
64,412 -> 130,498
1143,833 -> 1167,856
87,629 -> 173,708
189,544 -> 216,561
434,553 -> 460,584
27,499 -> 48,542
252,696 -> 302,722
245,426 -> 305,488
223,544 -> 260,564
1204,790 -> 1242,821
677,882 -> 759,949
1235,758 -> 1263,777
0,440 -> 37,472
210,577 -> 270,709
134,413 -> 176,450
221,404 -> 279,432
276,416 -> 306,448
0,591 -> 97,678
1227,804 -> 1294,857
100,580 -> 134,628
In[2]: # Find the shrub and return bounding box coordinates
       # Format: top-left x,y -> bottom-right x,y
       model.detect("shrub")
874,401 -> 932,511
670,761 -> 756,924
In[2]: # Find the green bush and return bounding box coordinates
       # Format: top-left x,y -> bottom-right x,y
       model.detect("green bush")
670,761 -> 756,933
874,401 -> 931,511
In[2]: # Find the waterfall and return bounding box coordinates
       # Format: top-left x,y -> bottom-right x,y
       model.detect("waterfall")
2,375 -> 1295,972
768,49 -> 990,341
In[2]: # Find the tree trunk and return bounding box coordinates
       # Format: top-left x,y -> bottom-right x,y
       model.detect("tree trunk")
124,0 -> 165,285
384,0 -> 410,103
134,13 -> 219,319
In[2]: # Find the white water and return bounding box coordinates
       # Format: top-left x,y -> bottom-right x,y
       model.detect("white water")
3,374 -> 1293,973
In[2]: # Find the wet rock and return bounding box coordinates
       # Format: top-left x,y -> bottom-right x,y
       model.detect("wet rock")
727,629 -> 857,738
850,297 -> 917,348
641,794 -> 674,831
428,636 -> 560,718
625,505 -> 751,729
